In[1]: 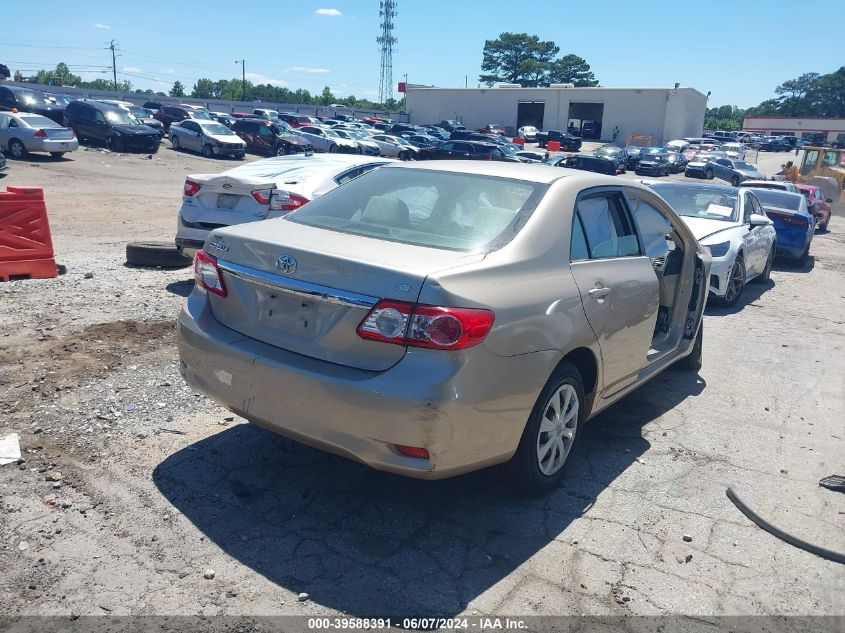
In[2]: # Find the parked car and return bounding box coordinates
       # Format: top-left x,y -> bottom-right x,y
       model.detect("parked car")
253,108 -> 279,120
428,140 -> 517,162
297,125 -> 359,154
721,142 -> 747,160
795,183 -> 832,230
154,105 -> 199,132
649,182 -> 775,306
422,126 -> 450,140
63,100 -> 160,153
684,152 -> 727,178
759,138 -> 792,152
536,130 -> 582,151
635,153 -> 672,177
209,112 -> 237,129
517,126 -> 539,141
624,145 -> 646,169
368,134 -> 420,160
747,188 -> 815,264
170,119 -> 246,159
332,128 -> 381,156
547,154 -> 617,175
664,151 -> 689,173
594,146 -> 627,173
665,140 -> 691,153
175,154 -> 393,257
702,158 -> 765,186
177,162 -> 709,493
142,101 -> 164,112
740,180 -> 799,193
436,119 -> 465,132
388,123 -> 422,137
514,150 -> 546,162
98,100 -> 164,137
477,123 -> 506,135
0,112 -> 78,158
231,119 -> 312,156
0,85 -> 66,124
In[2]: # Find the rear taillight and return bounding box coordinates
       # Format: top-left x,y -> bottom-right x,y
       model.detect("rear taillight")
193,251 -> 226,297
71,129 -> 77,138
251,188 -> 272,205
768,211 -> 808,228
357,300 -> 494,350
34,129 -> 47,138
394,444 -> 430,459
270,191 -> 309,212
184,179 -> 201,197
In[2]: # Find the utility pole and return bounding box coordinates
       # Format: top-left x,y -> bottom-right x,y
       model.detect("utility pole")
235,60 -> 245,101
109,40 -> 118,91
377,0 -> 397,105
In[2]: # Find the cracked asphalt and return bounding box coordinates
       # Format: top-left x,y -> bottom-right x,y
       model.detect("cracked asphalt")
0,143 -> 843,620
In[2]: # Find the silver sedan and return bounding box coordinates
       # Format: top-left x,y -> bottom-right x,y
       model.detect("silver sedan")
170,120 -> 246,158
0,112 -> 78,158
178,162 -> 709,494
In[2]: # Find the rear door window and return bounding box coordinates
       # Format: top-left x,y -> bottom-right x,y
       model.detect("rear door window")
576,192 -> 641,259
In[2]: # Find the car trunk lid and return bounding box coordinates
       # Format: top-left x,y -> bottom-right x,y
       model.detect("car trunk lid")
205,219 -> 485,371
181,173 -> 277,226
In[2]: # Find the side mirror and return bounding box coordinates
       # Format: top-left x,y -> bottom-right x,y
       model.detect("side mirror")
749,213 -> 772,229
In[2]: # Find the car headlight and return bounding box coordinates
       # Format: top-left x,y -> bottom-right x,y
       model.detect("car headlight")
706,241 -> 731,258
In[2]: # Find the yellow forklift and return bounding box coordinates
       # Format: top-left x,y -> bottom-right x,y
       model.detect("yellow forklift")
797,147 -> 845,212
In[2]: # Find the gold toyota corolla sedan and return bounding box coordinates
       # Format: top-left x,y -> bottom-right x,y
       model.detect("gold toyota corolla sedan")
177,161 -> 710,494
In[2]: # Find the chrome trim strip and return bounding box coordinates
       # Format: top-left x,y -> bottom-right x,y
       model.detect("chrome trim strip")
217,259 -> 378,309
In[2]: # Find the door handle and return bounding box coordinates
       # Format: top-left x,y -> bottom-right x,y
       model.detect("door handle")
589,287 -> 611,299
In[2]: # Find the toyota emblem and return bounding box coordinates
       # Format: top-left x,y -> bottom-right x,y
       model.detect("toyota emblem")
277,254 -> 298,274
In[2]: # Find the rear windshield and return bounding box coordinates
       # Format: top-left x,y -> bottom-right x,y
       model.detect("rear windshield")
19,115 -> 59,128
752,189 -> 802,211
288,167 -> 546,251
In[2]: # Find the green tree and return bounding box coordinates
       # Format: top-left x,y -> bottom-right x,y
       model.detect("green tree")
35,62 -> 82,86
547,54 -> 599,86
808,66 -> 845,117
319,86 -> 335,105
479,32 -> 559,86
169,81 -> 185,97
191,78 -> 215,99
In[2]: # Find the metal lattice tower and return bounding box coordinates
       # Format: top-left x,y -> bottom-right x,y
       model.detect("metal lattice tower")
377,0 -> 397,104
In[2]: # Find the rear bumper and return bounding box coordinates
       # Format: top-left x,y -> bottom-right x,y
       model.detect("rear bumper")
29,138 -> 79,153
177,290 -> 556,479
212,145 -> 245,157
775,229 -> 812,259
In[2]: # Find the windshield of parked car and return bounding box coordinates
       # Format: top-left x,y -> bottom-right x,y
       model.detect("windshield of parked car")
597,147 -> 621,157
288,168 -> 546,251
19,115 -> 60,128
733,161 -> 756,171
199,122 -> 234,136
751,189 -> 802,211
651,184 -> 739,222
128,107 -> 150,119
189,110 -> 211,120
104,109 -> 140,125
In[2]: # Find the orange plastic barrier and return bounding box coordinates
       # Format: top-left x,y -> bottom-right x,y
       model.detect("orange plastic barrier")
0,186 -> 58,281
547,140 -> 561,152
512,137 -> 525,146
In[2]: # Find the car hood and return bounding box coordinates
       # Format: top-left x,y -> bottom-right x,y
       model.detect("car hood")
208,133 -> 245,144
113,124 -> 159,136
280,135 -> 307,145
737,170 -> 764,179
680,216 -> 739,241
141,118 -> 162,128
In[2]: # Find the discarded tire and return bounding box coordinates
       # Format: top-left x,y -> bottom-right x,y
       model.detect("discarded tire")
126,242 -> 191,268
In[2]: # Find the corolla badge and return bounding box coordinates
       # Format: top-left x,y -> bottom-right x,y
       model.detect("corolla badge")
208,240 -> 228,253
277,254 -> 298,274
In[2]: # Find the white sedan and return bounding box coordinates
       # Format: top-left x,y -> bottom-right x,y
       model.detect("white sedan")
175,154 -> 394,257
170,120 -> 246,158
368,134 -> 419,160
517,125 -> 539,141
650,182 -> 776,307
296,126 -> 358,154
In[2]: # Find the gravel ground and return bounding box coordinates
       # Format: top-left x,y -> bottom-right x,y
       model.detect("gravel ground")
0,142 -> 843,621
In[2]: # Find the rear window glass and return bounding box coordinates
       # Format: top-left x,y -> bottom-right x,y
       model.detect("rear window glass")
751,189 -> 802,211
18,115 -> 59,128
288,167 -> 546,251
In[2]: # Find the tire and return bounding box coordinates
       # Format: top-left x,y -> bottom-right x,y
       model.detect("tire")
50,152 -> 66,158
730,175 -> 740,187
105,136 -> 121,152
236,152 -> 245,160
678,321 -> 703,371
716,255 -> 745,306
506,362 -> 585,495
125,242 -> 192,268
8,139 -> 26,159
794,243 -> 810,267
399,151 -> 410,161
201,144 -> 214,158
171,135 -> 181,151
275,145 -> 286,156
328,144 -> 338,153
705,168 -> 714,180
753,244 -> 775,283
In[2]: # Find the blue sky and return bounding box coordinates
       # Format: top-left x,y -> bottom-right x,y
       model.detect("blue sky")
0,0 -> 837,107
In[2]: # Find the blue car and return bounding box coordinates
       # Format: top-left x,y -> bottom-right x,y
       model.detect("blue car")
749,188 -> 815,264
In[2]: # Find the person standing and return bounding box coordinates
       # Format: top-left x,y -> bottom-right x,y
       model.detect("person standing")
612,125 -> 620,143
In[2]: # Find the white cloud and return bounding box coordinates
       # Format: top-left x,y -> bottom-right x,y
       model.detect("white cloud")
245,72 -> 287,87
93,23 -> 111,29
164,69 -> 176,74
315,8 -> 342,16
122,66 -> 142,73
288,66 -> 330,74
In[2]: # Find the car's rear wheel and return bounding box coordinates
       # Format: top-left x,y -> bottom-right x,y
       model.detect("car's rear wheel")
106,136 -> 121,152
171,135 -> 181,151
275,145 -> 286,156
328,144 -> 338,153
705,168 -> 714,180
794,243 -> 810,267
730,175 -> 740,187
753,244 -> 775,283
201,144 -> 214,158
507,362 -> 584,495
8,139 -> 27,159
718,255 -> 745,306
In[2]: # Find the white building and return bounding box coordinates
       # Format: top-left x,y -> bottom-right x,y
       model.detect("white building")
405,85 -> 708,144
742,116 -> 845,145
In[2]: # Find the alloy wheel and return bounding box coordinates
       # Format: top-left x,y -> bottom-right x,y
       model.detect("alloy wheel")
724,259 -> 745,303
536,384 -> 579,476
9,140 -> 25,158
